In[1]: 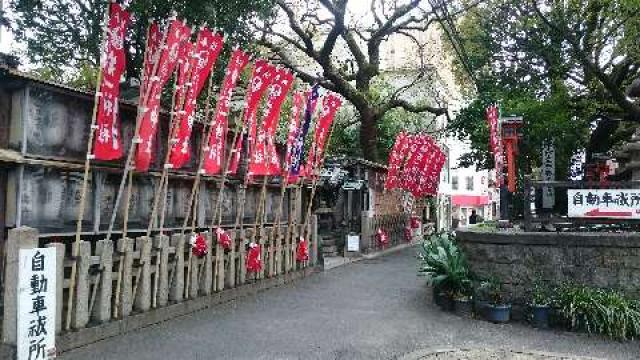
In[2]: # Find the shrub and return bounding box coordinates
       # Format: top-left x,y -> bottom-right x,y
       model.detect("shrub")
553,283 -> 640,340
418,232 -> 471,298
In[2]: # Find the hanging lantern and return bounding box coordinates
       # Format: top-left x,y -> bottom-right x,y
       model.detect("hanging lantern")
296,236 -> 309,262
404,227 -> 413,242
191,233 -> 208,258
246,242 -> 262,273
376,228 -> 389,248
216,227 -> 232,250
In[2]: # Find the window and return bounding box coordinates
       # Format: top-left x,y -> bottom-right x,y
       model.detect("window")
466,176 -> 474,191
451,176 -> 458,190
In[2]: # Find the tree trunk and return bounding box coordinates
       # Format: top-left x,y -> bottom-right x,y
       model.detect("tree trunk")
359,107 -> 379,162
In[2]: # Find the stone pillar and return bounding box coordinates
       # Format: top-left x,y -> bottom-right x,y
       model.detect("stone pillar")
2,227 -> 38,344
154,235 -> 170,307
73,241 -> 91,329
134,236 -> 152,312
117,237 -> 134,318
225,230 -> 236,288
169,234 -> 184,302
311,215 -> 318,266
45,242 -> 64,334
201,232 -> 213,295
93,239 -> 113,323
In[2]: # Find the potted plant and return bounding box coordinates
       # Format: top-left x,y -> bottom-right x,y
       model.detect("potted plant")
529,278 -> 551,328
485,277 -> 511,323
473,280 -> 491,318
452,281 -> 473,318
418,232 -> 470,312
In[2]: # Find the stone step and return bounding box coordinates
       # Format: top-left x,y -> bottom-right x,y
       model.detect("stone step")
322,245 -> 337,253
321,239 -> 337,246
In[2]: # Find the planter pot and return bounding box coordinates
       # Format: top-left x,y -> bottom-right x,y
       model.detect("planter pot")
453,298 -> 473,317
530,304 -> 550,329
474,299 -> 489,318
435,293 -> 453,311
485,304 -> 511,323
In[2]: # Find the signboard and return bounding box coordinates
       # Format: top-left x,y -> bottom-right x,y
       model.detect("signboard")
347,234 -> 360,252
18,248 -> 56,360
568,189 -> 640,219
542,141 -> 555,208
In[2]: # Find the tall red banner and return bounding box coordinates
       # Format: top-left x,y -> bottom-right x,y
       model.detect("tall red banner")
202,49 -> 251,175
384,132 -> 409,190
135,19 -> 190,172
283,91 -> 305,176
228,59 -> 276,175
486,104 -> 504,186
93,3 -> 129,160
168,29 -> 224,169
248,68 -> 294,177
305,93 -> 342,177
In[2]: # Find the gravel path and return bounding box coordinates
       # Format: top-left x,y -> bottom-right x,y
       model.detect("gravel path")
61,247 -> 639,360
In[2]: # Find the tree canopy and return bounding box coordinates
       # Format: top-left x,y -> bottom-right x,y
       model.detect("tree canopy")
8,0 -> 274,85
449,0 -> 640,178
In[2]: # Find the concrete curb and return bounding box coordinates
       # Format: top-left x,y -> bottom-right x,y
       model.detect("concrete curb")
323,242 -> 416,270
397,347 -> 605,360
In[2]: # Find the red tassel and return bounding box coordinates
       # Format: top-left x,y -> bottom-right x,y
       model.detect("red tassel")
216,228 -> 232,250
296,237 -> 309,262
246,242 -> 262,272
191,233 -> 208,258
376,228 -> 389,248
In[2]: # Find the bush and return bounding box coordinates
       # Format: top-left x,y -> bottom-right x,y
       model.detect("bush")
418,232 -> 471,298
553,283 -> 640,340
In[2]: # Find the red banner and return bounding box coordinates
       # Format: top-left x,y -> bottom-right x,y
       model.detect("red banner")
135,19 -> 190,172
202,49 -> 251,175
384,132 -> 410,190
93,3 -> 129,160
168,29 -> 224,169
283,92 -> 305,176
305,93 -> 342,177
228,59 -> 276,175
248,68 -> 294,177
486,104 -> 504,186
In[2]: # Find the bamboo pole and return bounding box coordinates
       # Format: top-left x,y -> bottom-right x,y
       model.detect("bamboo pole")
67,2 -> 113,330
108,18 -> 174,320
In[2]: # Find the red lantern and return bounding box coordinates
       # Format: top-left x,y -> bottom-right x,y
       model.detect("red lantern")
296,237 -> 309,262
246,242 -> 262,273
216,227 -> 232,250
191,233 -> 208,258
404,227 -> 413,242
376,228 -> 389,248
410,216 -> 420,229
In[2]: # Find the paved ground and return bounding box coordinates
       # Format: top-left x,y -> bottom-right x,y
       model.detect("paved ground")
61,247 -> 639,360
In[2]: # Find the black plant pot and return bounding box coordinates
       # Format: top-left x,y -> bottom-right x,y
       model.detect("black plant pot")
485,304 -> 511,323
454,298 -> 473,317
435,293 -> 453,311
530,304 -> 550,329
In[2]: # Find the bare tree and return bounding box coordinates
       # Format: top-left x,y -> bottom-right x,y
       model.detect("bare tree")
254,0 -> 457,161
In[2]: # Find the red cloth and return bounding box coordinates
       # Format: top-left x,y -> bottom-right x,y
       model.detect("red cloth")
248,68 -> 294,177
296,237 -> 309,262
486,105 -> 504,186
228,60 -> 276,175
384,132 -> 410,190
305,94 -> 342,178
191,233 -> 208,258
202,49 -> 251,175
451,195 -> 490,207
283,92 -> 306,177
93,3 -> 129,160
216,228 -> 232,250
246,243 -> 262,273
168,29 -> 224,169
135,19 -> 190,171
376,228 -> 389,248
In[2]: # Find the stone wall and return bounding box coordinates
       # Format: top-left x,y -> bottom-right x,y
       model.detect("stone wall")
456,230 -> 640,309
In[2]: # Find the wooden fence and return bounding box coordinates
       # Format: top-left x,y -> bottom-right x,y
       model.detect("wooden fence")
2,218 -> 318,345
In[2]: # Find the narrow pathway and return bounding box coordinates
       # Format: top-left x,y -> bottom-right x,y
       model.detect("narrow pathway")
61,247 -> 639,360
